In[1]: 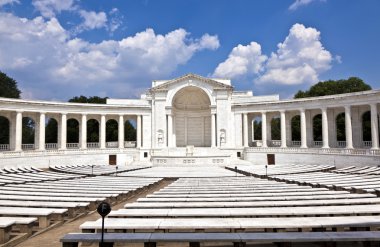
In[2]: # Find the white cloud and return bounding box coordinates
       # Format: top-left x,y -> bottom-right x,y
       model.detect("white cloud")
289,0 -> 325,11
78,10 -> 107,30
0,0 -> 19,7
32,0 -> 75,18
213,42 -> 267,78
0,13 -> 219,99
256,23 -> 332,86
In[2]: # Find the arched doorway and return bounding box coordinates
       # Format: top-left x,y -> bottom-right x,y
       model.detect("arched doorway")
172,86 -> 211,147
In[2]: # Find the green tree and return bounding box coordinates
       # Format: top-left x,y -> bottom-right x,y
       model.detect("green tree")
294,77 -> 371,99
0,71 -> 21,98
0,71 -> 21,144
68,95 -> 108,104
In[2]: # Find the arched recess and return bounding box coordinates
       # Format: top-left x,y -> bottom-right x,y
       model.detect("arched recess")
336,112 -> 346,143
270,116 -> 281,140
22,117 -> 35,149
362,111 -> 371,144
125,119 -> 136,141
291,115 -> 301,144
45,117 -> 58,148
0,116 -> 10,150
253,116 -> 262,141
172,86 -> 211,147
312,114 -> 322,143
87,119 -> 99,143
106,119 -> 118,142
67,118 -> 79,147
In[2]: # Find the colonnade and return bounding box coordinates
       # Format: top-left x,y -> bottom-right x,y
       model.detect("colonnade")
242,103 -> 379,150
8,111 -> 143,152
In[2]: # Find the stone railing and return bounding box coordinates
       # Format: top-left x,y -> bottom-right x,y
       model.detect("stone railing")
290,141 -> 301,147
66,143 -> 79,149
244,147 -> 380,156
87,142 -> 99,149
106,141 -> 118,148
0,144 -> 10,151
313,141 -> 323,147
21,144 -> 35,150
45,143 -> 58,149
337,141 -> 346,148
0,147 -> 139,158
125,141 -> 137,148
363,141 -> 372,148
269,140 -> 281,147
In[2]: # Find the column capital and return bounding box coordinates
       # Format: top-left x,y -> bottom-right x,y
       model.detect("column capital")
16,110 -> 23,114
39,111 -> 46,115
321,107 -> 328,111
61,112 -> 67,116
279,110 -> 286,114
299,108 -> 306,113
118,113 -> 124,117
344,105 -> 351,111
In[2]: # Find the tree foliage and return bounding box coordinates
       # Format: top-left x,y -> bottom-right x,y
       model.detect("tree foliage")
294,77 -> 371,99
0,71 -> 21,99
68,96 -> 108,104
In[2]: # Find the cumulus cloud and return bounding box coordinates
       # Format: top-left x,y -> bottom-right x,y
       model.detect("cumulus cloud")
213,42 -> 267,78
289,0 -> 325,11
76,10 -> 107,32
256,23 -> 332,85
0,12 -> 219,99
0,0 -> 19,7
32,0 -> 75,18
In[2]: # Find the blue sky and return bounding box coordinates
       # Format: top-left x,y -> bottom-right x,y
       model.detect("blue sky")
0,0 -> 379,100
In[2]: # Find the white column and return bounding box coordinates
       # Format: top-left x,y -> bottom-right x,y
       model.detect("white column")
118,115 -> 124,148
371,103 -> 379,149
261,112 -> 267,148
100,115 -> 106,149
300,109 -> 307,148
167,114 -> 173,147
39,112 -> 46,151
60,113 -> 67,150
345,106 -> 353,149
137,115 -> 142,148
211,113 -> 216,147
81,114 -> 87,149
15,111 -> 22,151
243,113 -> 248,147
322,107 -> 329,148
280,110 -> 287,148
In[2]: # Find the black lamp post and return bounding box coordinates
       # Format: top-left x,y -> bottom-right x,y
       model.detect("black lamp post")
97,201 -> 111,247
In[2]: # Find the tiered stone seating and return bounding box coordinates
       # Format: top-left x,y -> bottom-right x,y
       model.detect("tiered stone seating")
0,168 -> 163,245
333,166 -> 380,175
117,166 -> 242,177
227,163 -> 335,177
270,172 -> 380,194
50,164 -> 151,175
80,177 -> 380,236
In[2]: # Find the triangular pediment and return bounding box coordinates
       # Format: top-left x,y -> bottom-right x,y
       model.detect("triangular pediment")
150,73 -> 233,91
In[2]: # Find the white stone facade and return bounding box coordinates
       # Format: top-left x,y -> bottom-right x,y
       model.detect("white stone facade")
0,73 -> 379,167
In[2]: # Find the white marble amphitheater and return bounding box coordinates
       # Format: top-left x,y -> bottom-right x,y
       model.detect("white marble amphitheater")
0,74 -> 380,246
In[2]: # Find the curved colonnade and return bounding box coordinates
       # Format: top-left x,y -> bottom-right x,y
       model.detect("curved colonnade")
0,74 -> 379,168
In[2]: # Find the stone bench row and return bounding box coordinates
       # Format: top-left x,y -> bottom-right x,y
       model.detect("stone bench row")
271,172 -> 380,194
226,164 -> 335,176
110,204 -> 380,218
0,217 -> 38,244
125,197 -> 380,208
60,231 -> 380,247
136,193 -> 374,203
80,216 -> 380,232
